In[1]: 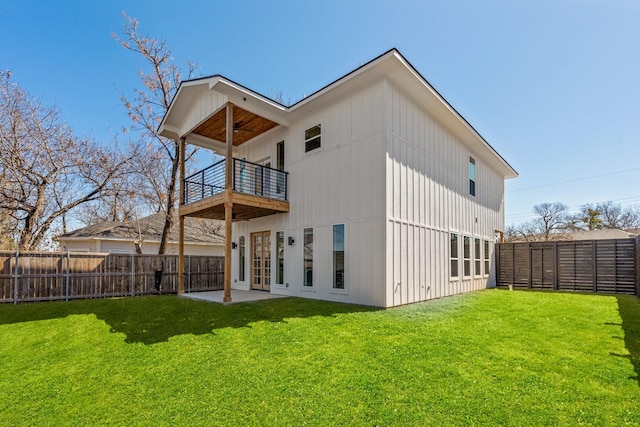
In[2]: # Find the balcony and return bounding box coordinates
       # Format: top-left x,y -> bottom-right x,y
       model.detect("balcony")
181,158 -> 290,221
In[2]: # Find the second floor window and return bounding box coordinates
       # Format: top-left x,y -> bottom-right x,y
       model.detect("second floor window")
469,157 -> 476,196
304,124 -> 321,153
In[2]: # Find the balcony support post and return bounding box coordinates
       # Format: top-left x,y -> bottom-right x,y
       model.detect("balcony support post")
223,103 -> 234,303
178,137 -> 186,294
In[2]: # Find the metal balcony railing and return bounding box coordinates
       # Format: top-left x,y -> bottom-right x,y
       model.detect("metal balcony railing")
183,158 -> 288,205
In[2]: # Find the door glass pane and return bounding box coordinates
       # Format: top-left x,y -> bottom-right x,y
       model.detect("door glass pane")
253,235 -> 261,285
263,232 -> 271,287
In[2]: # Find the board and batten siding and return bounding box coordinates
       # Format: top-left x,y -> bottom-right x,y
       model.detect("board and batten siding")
232,80 -> 388,306
181,90 -> 228,137
385,79 -> 504,307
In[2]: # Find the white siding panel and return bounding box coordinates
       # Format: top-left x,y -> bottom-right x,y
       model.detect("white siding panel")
384,81 -> 506,305
182,91 -> 227,137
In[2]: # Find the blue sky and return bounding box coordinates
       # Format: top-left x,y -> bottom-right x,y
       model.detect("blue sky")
2,0 -> 639,227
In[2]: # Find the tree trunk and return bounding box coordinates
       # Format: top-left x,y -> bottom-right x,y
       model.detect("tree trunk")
158,141 -> 180,254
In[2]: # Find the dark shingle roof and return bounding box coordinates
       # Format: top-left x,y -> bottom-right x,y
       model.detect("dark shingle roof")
58,213 -> 224,245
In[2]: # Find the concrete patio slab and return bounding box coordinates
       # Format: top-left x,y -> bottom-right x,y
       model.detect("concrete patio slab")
179,290 -> 288,305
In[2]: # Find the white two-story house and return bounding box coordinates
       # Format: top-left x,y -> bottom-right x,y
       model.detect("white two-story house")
159,48 -> 517,307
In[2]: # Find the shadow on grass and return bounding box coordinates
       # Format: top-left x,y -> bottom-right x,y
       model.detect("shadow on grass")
0,295 -> 378,345
615,295 -> 640,386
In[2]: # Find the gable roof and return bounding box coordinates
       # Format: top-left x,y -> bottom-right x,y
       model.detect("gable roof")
160,48 -> 517,179
57,213 -> 224,245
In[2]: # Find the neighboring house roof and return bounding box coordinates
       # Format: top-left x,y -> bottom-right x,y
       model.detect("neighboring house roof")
159,48 -> 518,180
562,229 -> 638,241
57,213 -> 224,245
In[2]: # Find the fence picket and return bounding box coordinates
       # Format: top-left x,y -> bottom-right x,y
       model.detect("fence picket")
0,251 -> 224,303
497,238 -> 639,295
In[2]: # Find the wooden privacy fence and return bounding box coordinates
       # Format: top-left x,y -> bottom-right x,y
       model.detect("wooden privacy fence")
0,251 -> 225,303
496,238 -> 639,295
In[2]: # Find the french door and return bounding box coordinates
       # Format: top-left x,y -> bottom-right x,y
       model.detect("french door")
251,231 -> 271,291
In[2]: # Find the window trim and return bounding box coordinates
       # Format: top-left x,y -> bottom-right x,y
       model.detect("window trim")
303,227 -> 313,287
304,123 -> 322,153
469,157 -> 476,197
450,233 -> 459,280
463,236 -> 472,278
238,235 -> 246,282
332,223 -> 345,291
474,237 -> 482,278
484,239 -> 490,278
276,231 -> 284,285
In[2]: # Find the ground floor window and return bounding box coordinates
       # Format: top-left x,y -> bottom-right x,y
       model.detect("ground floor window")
276,231 -> 284,284
238,236 -> 246,281
484,240 -> 490,276
450,233 -> 459,278
304,228 -> 313,286
463,236 -> 471,277
333,224 -> 345,289
475,238 -> 481,276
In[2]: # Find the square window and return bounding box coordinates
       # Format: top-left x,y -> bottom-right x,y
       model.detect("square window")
304,124 -> 321,153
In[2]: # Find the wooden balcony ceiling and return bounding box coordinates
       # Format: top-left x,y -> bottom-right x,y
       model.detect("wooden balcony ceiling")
192,105 -> 279,146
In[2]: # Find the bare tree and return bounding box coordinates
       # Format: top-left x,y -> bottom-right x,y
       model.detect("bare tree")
532,202 -> 570,240
596,201 -> 640,230
0,70 -> 129,250
113,13 -> 197,254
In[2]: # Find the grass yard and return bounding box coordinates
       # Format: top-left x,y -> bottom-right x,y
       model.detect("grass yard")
0,289 -> 639,426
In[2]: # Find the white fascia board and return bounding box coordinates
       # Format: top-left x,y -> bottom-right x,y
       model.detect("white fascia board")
159,77 -> 220,138
210,78 -> 290,126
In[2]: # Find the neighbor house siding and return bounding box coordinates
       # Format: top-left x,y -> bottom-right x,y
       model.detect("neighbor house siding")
385,80 -> 503,306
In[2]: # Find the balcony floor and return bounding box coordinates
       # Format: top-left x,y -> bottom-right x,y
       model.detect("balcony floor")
180,191 -> 289,221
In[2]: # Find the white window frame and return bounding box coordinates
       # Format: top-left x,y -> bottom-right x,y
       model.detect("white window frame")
332,223 -> 347,293
450,233 -> 460,280
303,227 -> 313,287
463,236 -> 472,278
304,123 -> 322,154
276,231 -> 284,285
474,237 -> 482,278
484,239 -> 490,278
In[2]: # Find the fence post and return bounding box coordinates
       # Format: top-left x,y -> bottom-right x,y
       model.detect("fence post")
188,255 -> 191,293
635,237 -> 640,296
592,240 -> 598,293
131,253 -> 135,297
528,242 -> 533,289
553,240 -> 560,291
13,251 -> 19,304
65,252 -> 70,302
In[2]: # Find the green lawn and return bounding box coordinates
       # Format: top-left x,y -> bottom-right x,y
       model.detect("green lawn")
0,290 -> 639,426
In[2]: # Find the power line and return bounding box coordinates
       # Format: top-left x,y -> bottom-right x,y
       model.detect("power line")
506,195 -> 640,221
506,167 -> 640,193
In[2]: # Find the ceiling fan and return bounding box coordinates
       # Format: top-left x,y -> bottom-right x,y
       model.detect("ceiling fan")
233,121 -> 253,133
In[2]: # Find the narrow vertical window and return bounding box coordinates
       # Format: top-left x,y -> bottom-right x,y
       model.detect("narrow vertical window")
277,141 -> 285,171
238,236 -> 246,282
469,157 -> 476,196
304,228 -> 313,286
474,238 -> 481,276
276,231 -> 284,285
450,233 -> 459,278
484,240 -> 490,276
304,124 -> 321,153
333,224 -> 345,289
276,141 -> 286,197
463,236 -> 471,277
